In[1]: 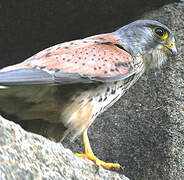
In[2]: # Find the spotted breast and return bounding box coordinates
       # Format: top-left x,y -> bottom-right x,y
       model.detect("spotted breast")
60,70 -> 143,138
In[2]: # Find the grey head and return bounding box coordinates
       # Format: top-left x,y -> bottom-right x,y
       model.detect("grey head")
113,20 -> 177,69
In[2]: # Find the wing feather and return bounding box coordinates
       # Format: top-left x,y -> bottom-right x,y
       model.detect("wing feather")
0,69 -> 54,85
0,33 -> 143,85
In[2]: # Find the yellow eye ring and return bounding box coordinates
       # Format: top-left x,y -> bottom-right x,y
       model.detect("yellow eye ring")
153,27 -> 168,40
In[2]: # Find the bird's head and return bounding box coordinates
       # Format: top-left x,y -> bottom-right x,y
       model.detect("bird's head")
114,19 -> 177,69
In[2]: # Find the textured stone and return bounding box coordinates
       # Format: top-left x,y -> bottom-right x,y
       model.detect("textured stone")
0,116 -> 129,180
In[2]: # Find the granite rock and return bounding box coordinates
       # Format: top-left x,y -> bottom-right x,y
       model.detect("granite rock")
0,116 -> 129,180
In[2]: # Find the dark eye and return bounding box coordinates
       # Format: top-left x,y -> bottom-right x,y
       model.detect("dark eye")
155,28 -> 164,36
153,27 -> 168,40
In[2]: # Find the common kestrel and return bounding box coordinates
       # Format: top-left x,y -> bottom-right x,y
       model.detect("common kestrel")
0,20 -> 177,170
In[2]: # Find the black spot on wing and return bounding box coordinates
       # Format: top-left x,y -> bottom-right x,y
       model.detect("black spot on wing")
45,52 -> 52,57
115,62 -> 129,67
114,43 -> 130,53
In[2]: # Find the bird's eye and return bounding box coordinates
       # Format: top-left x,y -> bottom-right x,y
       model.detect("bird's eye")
155,28 -> 164,36
153,27 -> 168,40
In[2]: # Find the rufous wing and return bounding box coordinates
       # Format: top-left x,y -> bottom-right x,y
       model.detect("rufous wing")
0,33 -> 142,85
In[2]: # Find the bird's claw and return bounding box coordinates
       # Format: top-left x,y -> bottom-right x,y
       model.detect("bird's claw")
75,152 -> 120,171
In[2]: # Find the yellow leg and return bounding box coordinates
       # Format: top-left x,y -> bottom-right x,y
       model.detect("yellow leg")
75,130 -> 120,170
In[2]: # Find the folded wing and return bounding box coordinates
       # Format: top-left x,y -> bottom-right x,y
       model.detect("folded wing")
0,33 -> 142,86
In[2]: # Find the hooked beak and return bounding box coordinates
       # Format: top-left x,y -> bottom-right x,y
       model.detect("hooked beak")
164,42 -> 177,56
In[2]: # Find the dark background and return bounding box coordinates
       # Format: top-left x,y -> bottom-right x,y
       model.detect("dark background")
0,1 -> 182,180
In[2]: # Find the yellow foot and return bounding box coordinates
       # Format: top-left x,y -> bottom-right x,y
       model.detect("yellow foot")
75,153 -> 120,170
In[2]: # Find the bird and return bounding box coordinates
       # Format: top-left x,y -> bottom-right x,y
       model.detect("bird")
0,20 -> 177,170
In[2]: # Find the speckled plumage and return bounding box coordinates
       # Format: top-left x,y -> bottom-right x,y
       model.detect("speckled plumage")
1,33 -> 138,82
0,20 -> 177,169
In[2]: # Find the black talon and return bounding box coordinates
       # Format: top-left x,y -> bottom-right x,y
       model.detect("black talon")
96,164 -> 101,175
120,165 -> 125,171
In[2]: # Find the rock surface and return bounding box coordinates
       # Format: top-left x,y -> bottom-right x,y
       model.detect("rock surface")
0,116 -> 129,180
64,1 -> 184,180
